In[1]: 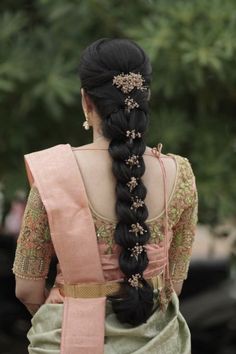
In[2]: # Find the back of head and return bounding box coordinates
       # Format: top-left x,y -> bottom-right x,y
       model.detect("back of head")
78,38 -> 154,326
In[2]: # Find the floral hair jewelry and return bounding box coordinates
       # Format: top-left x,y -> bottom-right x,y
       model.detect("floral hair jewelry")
130,196 -> 145,210
126,176 -> 138,191
126,130 -> 142,140
128,243 -> 146,260
124,96 -> 139,112
112,72 -> 147,94
129,222 -> 147,236
128,273 -> 143,288
125,154 -> 141,168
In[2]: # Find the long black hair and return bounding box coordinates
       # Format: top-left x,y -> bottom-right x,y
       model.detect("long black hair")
78,38 -> 153,326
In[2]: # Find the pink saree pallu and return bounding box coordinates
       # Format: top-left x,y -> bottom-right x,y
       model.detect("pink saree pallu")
24,144 -> 106,354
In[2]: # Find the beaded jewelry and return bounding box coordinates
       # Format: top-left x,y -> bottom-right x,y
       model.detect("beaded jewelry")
128,243 -> 146,260
128,273 -> 143,288
124,96 -> 139,112
125,154 -> 140,168
130,196 -> 145,210
113,72 -> 147,112
126,130 -> 142,140
129,222 -> 147,236
112,72 -> 147,94
126,176 -> 138,191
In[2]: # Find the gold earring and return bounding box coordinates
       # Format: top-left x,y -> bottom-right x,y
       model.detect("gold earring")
83,111 -> 90,130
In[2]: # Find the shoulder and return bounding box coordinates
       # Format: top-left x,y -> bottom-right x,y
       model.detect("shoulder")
24,143 -> 70,159
71,143 -> 94,150
168,153 -> 197,204
23,144 -> 73,188
168,153 -> 195,177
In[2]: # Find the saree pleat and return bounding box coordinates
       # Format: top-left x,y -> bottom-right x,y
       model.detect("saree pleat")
28,292 -> 191,354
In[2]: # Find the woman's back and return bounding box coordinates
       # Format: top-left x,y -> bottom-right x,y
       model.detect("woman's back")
70,142 -> 197,288
73,143 -> 177,221
12,142 -> 197,285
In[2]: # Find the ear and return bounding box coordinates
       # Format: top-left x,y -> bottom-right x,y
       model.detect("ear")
81,88 -> 94,113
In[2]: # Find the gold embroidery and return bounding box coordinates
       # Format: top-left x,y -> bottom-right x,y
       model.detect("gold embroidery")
12,185 -> 54,280
93,216 -> 116,255
148,221 -> 164,243
169,188 -> 198,282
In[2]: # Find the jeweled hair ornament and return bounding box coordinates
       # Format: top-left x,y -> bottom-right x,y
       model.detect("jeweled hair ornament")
126,176 -> 138,191
130,196 -> 145,210
112,72 -> 147,94
125,154 -> 141,168
129,222 -> 147,236
128,243 -> 146,261
128,273 -> 143,288
126,130 -> 142,139
124,96 -> 139,112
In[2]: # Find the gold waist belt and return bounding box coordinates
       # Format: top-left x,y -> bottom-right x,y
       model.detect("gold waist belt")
57,274 -> 164,298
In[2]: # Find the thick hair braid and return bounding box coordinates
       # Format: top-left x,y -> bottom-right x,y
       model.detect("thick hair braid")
78,38 -> 154,326
104,108 -> 154,326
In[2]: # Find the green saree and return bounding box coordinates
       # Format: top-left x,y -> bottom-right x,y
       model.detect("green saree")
28,292 -> 191,354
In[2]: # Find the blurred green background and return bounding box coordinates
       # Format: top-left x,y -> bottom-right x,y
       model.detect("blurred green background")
1,0 -> 236,224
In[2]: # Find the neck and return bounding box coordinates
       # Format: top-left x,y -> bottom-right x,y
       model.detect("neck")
93,133 -> 103,142
91,114 -> 109,145
92,131 -> 110,147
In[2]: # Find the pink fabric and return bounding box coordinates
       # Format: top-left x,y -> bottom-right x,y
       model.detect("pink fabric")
97,236 -> 172,282
61,297 -> 105,354
24,144 -> 106,354
151,144 -> 170,279
53,231 -> 173,284
24,143 -> 170,354
24,144 -> 104,283
67,144 -> 171,284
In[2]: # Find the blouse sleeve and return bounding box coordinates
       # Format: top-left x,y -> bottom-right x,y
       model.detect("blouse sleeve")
12,184 -> 54,280
168,158 -> 198,283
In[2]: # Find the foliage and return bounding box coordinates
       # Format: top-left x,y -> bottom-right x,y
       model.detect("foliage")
0,0 -> 236,223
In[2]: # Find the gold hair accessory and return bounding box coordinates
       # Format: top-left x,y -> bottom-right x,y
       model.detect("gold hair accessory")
128,273 -> 143,288
124,96 -> 139,112
125,154 -> 141,168
113,72 -> 147,94
130,196 -> 145,210
126,130 -> 142,139
126,176 -> 138,191
129,222 -> 147,236
128,243 -> 146,260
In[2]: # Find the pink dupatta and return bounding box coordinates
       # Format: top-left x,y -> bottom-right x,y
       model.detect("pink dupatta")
24,142 -> 170,353
24,144 -> 105,354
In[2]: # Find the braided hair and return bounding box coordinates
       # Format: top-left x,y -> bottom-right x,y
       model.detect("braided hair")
78,38 -> 153,326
